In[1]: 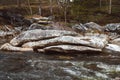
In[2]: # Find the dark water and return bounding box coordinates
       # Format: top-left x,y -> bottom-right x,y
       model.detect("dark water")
0,52 -> 120,80
0,39 -> 120,80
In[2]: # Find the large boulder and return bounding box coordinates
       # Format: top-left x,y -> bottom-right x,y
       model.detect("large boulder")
72,22 -> 103,34
22,36 -> 108,49
10,29 -> 78,46
43,45 -> 101,53
102,44 -> 120,54
0,43 -> 33,52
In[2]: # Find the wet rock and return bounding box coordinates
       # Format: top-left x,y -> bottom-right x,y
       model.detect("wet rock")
10,29 -> 78,46
0,43 -> 33,52
104,23 -> 120,33
72,23 -> 87,33
103,44 -> 120,54
43,45 -> 101,53
22,36 -> 108,49
84,22 -> 103,32
28,23 -> 54,30
0,31 -> 16,37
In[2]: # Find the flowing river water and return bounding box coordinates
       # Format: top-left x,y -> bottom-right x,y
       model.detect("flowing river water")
0,38 -> 120,80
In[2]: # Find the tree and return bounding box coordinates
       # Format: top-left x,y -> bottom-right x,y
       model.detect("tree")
27,0 -> 33,15
57,0 -> 70,23
100,0 -> 102,8
109,0 -> 112,14
38,0 -> 42,16
49,0 -> 53,15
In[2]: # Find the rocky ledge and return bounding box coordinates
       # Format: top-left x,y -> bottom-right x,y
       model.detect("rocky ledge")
0,27 -> 120,54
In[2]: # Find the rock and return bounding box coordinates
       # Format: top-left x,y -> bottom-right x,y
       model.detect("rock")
0,9 -> 31,27
43,45 -> 101,53
104,23 -> 120,33
28,23 -> 54,30
31,16 -> 52,24
103,44 -> 120,54
111,38 -> 120,46
0,43 -> 33,52
38,21 -> 52,24
72,23 -> 87,33
0,31 -> 16,37
28,23 -> 45,30
22,36 -> 108,49
10,29 -> 78,46
84,22 -> 103,32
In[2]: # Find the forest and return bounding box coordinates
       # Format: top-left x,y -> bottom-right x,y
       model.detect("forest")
0,0 -> 120,80
0,0 -> 120,24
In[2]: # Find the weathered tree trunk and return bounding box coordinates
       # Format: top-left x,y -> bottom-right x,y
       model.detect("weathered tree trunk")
100,0 -> 102,8
109,0 -> 112,14
27,0 -> 33,15
64,7 -> 67,24
49,0 -> 53,15
38,0 -> 42,16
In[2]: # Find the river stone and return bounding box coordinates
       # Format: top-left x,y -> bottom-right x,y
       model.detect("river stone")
10,29 -> 78,46
43,45 -> 101,53
103,44 -> 120,54
22,35 -> 108,49
0,43 -> 33,52
111,38 -> 120,46
0,31 -> 16,37
84,22 -> 103,32
104,23 -> 120,33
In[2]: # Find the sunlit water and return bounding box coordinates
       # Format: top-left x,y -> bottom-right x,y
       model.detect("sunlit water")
0,38 -> 120,80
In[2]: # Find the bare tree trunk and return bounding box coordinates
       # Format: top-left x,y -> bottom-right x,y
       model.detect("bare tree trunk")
109,0 -> 112,14
38,0 -> 42,16
64,7 -> 67,24
100,0 -> 102,8
49,0 -> 53,15
27,0 -> 33,15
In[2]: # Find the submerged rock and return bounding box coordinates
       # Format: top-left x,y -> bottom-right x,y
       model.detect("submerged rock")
0,43 -> 33,52
10,29 -> 78,46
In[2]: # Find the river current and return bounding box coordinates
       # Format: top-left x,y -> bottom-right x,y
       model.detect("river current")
0,38 -> 120,80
